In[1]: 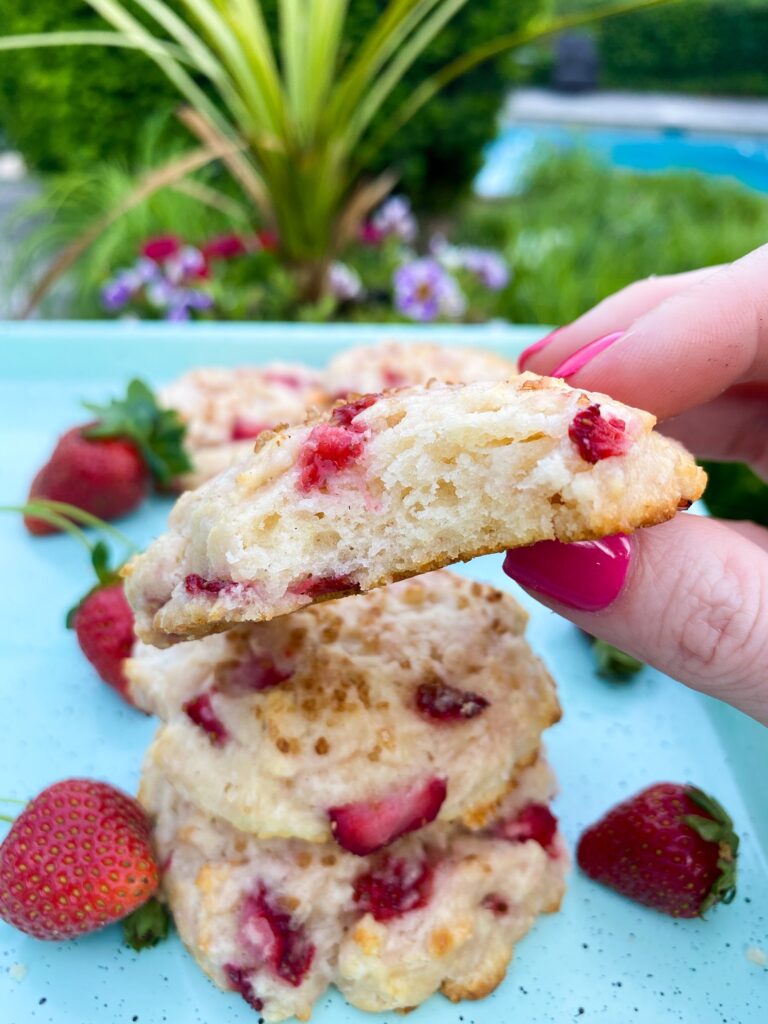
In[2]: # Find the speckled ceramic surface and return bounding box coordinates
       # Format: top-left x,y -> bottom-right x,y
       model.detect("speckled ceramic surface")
1,324 -> 766,1024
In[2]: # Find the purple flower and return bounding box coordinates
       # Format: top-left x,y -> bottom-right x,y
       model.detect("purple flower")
182,288 -> 214,311
166,304 -> 191,322
373,196 -> 417,244
393,258 -> 466,322
431,238 -> 510,291
328,262 -> 362,301
134,257 -> 161,285
460,248 -> 510,290
146,279 -> 177,310
166,245 -> 206,284
101,271 -> 137,312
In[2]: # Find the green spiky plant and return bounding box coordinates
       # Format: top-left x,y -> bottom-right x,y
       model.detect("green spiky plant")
0,0 -> 679,312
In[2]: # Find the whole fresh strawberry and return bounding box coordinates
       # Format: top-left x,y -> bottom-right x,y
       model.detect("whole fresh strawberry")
66,542 -> 136,705
25,379 -> 190,534
0,779 -> 160,940
577,783 -> 739,918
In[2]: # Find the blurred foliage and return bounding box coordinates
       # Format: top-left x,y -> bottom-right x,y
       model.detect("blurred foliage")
0,0 -> 542,210
596,0 -> 768,96
7,119 -> 244,317
529,0 -> 768,96
0,3 -> 184,172
459,147 -> 768,325
701,461 -> 768,527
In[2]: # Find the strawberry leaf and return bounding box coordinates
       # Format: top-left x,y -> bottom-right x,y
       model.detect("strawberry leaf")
122,897 -> 171,951
66,542 -> 125,628
83,379 -> 191,486
592,639 -> 644,680
684,785 -> 739,914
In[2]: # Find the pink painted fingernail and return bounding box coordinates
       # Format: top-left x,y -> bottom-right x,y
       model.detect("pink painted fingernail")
503,535 -> 632,611
551,331 -> 624,379
518,328 -> 561,372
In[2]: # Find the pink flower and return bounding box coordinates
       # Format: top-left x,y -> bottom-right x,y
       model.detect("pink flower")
202,234 -> 247,261
359,221 -> 384,246
256,229 -> 279,252
142,235 -> 182,262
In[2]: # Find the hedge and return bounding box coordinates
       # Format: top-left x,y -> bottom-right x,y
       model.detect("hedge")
596,0 -> 768,96
0,0 -> 544,208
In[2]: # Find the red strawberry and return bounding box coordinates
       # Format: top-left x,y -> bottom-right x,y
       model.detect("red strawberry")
328,777 -> 447,856
25,379 -> 190,534
65,541 -> 138,707
26,428 -> 148,534
0,779 -> 159,940
577,783 -> 739,918
72,583 -> 135,703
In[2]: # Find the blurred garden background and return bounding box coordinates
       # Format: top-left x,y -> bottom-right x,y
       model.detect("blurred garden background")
1,0 -> 766,517
0,0 -> 766,328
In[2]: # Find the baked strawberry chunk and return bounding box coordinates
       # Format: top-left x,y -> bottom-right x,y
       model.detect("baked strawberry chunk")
261,370 -> 306,389
328,777 -> 447,856
495,803 -> 558,854
220,651 -> 293,695
224,964 -> 264,1011
230,417 -> 271,441
297,425 -> 366,491
288,574 -> 361,598
297,395 -> 378,492
353,856 -> 434,922
184,574 -> 228,596
330,393 -> 378,428
238,885 -> 315,987
481,893 -> 510,916
183,692 -> 230,745
415,680 -> 489,722
569,403 -> 632,463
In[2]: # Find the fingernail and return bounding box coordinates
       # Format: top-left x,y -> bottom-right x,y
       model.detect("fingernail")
551,331 -> 624,379
503,535 -> 632,611
518,328 -> 561,372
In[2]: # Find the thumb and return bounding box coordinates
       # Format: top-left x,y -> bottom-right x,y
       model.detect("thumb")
503,515 -> 768,725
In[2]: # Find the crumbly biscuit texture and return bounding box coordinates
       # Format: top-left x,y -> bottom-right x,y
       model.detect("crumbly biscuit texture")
127,571 -> 559,842
126,375 -> 705,644
325,340 -> 517,396
140,756 -> 566,1022
160,365 -> 328,489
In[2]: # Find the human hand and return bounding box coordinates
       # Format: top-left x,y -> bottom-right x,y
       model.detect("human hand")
504,246 -> 768,725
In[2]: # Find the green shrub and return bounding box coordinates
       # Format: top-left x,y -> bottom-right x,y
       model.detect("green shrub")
459,147 -> 768,325
596,0 -> 768,96
0,0 -> 544,208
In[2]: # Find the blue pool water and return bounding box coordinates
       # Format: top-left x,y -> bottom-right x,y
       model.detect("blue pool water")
476,122 -> 768,197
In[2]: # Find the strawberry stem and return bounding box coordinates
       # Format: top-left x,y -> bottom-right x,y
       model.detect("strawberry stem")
3,502 -> 94,551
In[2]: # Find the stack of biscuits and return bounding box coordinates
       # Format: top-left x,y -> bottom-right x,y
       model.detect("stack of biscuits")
129,343 -> 568,1022
128,572 -> 565,1021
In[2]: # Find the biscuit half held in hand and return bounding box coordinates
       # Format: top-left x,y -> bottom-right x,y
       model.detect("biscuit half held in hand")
127,572 -> 559,846
124,375 -> 706,646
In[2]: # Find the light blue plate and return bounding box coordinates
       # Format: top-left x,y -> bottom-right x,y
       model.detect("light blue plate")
1,323 -> 766,1024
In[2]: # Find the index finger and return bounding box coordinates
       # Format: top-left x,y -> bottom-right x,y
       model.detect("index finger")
527,244 -> 768,421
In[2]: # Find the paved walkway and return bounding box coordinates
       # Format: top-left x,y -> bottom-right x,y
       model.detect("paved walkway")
504,88 -> 768,136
